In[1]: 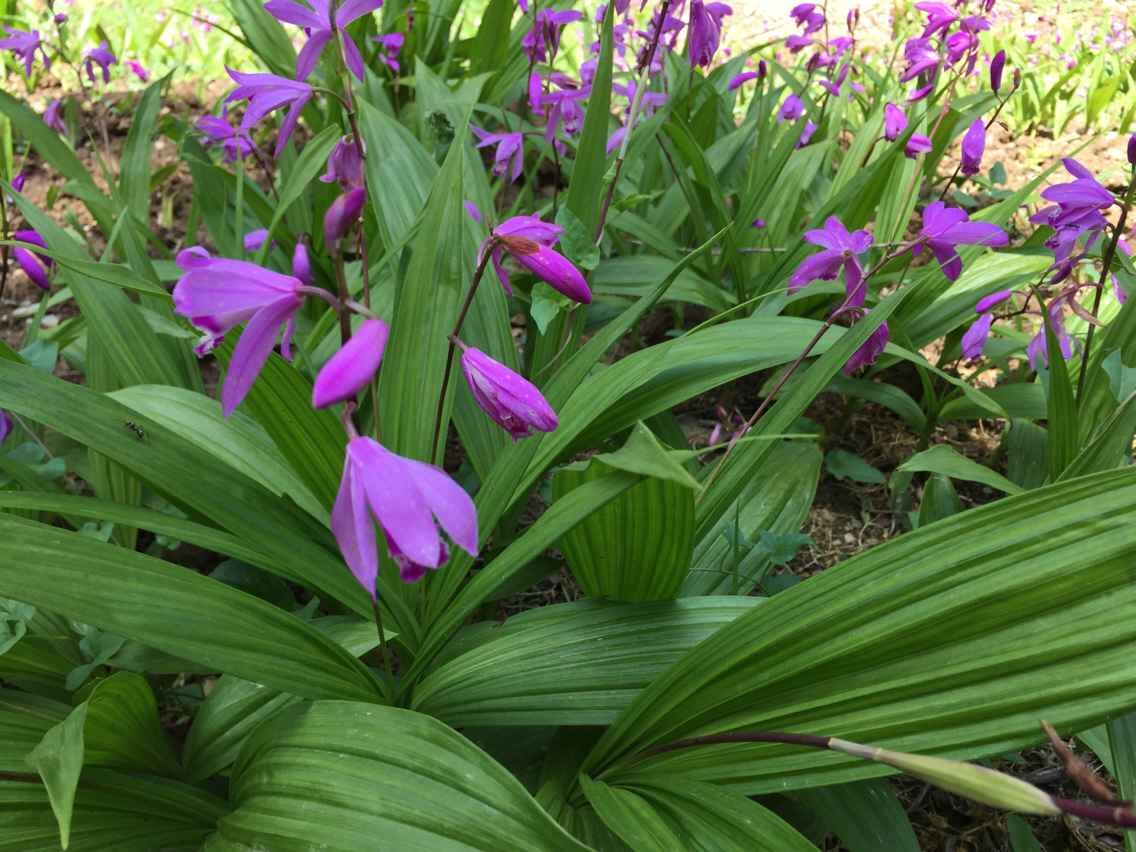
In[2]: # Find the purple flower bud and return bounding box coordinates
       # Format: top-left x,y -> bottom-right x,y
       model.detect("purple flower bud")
13,229 -> 52,290
312,318 -> 390,408
486,215 -> 592,303
990,50 -> 1006,93
324,187 -> 367,249
975,289 -> 1012,313
728,71 -> 759,91
843,317 -> 889,374
905,134 -> 933,158
10,173 -> 25,194
43,99 -> 66,134
884,103 -> 908,142
961,118 -> 985,176
751,218 -> 766,229
1129,134 -> 1136,167
459,344 -> 558,439
321,136 -> 364,188
54,13 -> 68,24
125,60 -> 150,83
292,242 -> 312,285
758,59 -> 768,78
961,312 -> 993,359
0,409 -> 10,444
244,229 -> 270,253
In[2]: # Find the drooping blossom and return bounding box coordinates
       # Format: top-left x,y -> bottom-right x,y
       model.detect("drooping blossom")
312,318 -> 390,408
522,8 -> 582,63
820,63 -> 852,98
542,79 -> 589,146
331,436 -> 478,593
789,216 -> 873,304
458,343 -> 558,440
778,93 -> 805,122
688,0 -> 732,68
264,0 -> 382,81
320,136 -> 364,188
172,248 -> 305,415
884,103 -> 907,142
0,28 -> 49,76
960,288 -> 1012,359
84,41 -> 117,84
481,215 -> 591,303
225,68 -> 313,158
12,230 -> 52,290
843,315 -> 889,374
0,409 -> 10,444
915,201 -> 1009,281
125,60 -> 150,83
990,49 -> 1006,93
900,38 -> 940,100
1026,298 -> 1074,368
43,100 -> 66,134
1030,159 -> 1114,282
904,134 -> 932,158
471,126 -> 524,183
324,187 -> 367,249
373,32 -> 404,72
960,118 -> 985,176
196,112 -> 256,164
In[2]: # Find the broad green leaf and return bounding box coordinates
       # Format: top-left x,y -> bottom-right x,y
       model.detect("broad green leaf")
1004,419 -> 1048,490
578,776 -> 684,849
25,704 -> 86,849
119,77 -> 164,224
898,444 -> 1023,495
591,255 -> 732,311
0,514 -> 383,702
412,598 -> 760,726
825,449 -> 886,485
940,383 -> 1046,421
789,779 -> 919,852
0,244 -> 169,297
207,702 -> 589,850
916,474 -> 962,527
582,468 -> 1136,794
1060,393 -> 1136,480
682,442 -> 822,597
1044,315 -> 1078,480
0,691 -> 67,773
1108,713 -> 1136,852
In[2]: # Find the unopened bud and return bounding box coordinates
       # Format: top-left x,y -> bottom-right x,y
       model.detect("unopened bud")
324,187 -> 367,249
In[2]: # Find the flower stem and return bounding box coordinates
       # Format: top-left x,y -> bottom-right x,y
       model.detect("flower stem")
371,597 -> 395,684
430,248 -> 494,465
331,250 -> 353,344
1076,170 -> 1136,401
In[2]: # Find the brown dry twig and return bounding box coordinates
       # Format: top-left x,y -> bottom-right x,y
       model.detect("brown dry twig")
1042,720 -> 1129,806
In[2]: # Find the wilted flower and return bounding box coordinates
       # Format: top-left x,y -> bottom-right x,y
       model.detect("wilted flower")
481,215 -> 591,303
961,118 -> 985,176
125,60 -> 150,82
39,101 -> 67,137
883,103 -> 907,141
172,247 -> 305,415
265,0 -> 381,81
904,134 -> 932,158
915,201 -> 1009,281
324,187 -> 367,249
688,0 -> 732,68
84,41 -> 117,84
321,136 -> 364,188
0,28 -> 49,76
373,32 -> 404,72
458,343 -> 558,439
313,318 -> 390,408
225,68 -> 313,158
960,288 -> 1012,359
471,126 -> 524,183
331,436 -> 478,593
843,314 -> 889,374
789,216 -> 873,304
196,112 -> 256,164
12,230 -> 52,290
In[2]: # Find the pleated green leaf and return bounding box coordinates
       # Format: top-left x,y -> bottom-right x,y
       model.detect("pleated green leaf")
898,444 -> 1023,495
206,702 -> 589,851
119,77 -> 164,224
0,514 -> 383,703
413,598 -> 760,726
582,468 -> 1136,794
789,780 -> 920,852
578,776 -> 684,850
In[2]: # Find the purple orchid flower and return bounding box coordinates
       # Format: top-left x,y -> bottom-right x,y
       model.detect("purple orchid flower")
728,71 -> 759,91
481,215 -> 591,303
225,68 -> 314,158
292,242 -> 312,285
313,318 -> 390,408
331,436 -> 478,593
790,2 -> 825,34
900,37 -> 941,100
961,118 -> 985,176
960,288 -> 1012,359
884,103 -> 907,141
471,126 -> 524,183
543,82 -> 589,146
0,28 -> 49,76
843,315 -> 889,374
12,230 -> 52,290
915,1 -> 958,38
915,201 -> 1009,281
688,0 -> 732,68
84,41 -> 117,84
459,343 -> 558,440
990,50 -> 1006,93
522,9 -> 582,63
785,34 -> 813,52
778,93 -> 805,122
172,247 -> 305,415
789,216 -> 873,304
244,230 -> 272,253
1026,298 -> 1074,368
196,113 -> 256,164
1035,158 -> 1115,231
264,0 -> 381,81
904,134 -> 933,158
321,136 -> 365,188
324,187 -> 367,249
43,99 -> 66,134
373,32 -> 404,72
797,119 -> 818,148
125,60 -> 150,83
